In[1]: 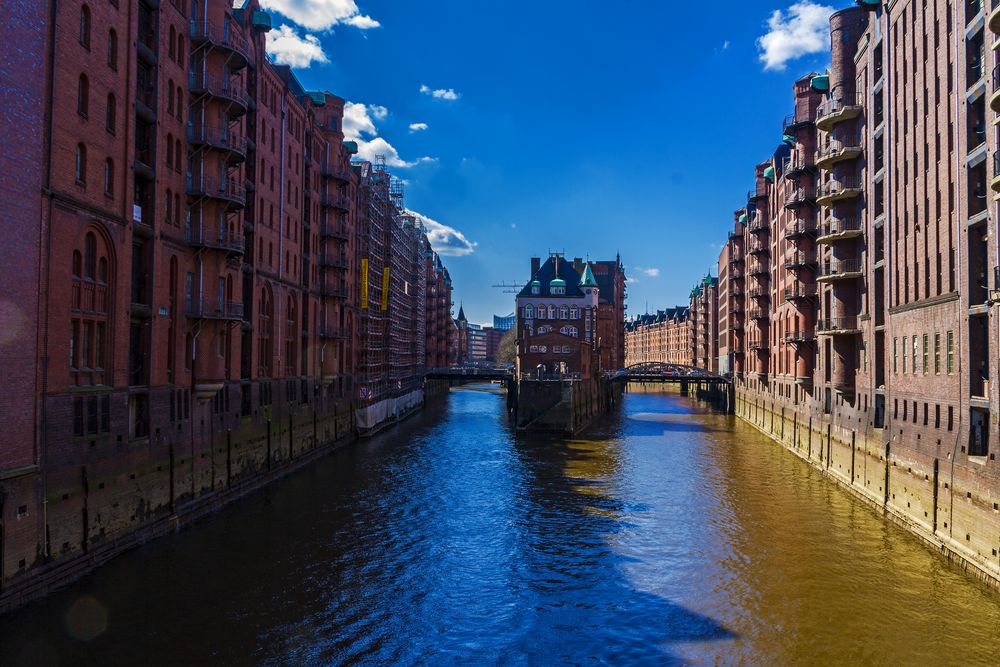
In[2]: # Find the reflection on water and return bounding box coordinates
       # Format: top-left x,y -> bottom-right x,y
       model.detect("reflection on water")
4,386 -> 1000,665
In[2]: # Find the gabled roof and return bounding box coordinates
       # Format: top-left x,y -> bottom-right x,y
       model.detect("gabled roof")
518,256 -> 585,298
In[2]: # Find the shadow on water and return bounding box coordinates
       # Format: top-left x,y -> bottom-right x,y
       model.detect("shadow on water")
507,425 -> 736,663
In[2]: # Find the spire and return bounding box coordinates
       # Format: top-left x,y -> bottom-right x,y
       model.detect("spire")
457,303 -> 466,322
581,263 -> 598,287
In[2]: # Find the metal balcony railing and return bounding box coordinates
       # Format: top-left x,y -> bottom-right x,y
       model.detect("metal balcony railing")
784,221 -> 816,238
186,225 -> 245,253
188,73 -> 249,111
186,300 -> 244,321
816,317 -> 860,332
817,178 -> 863,200
816,137 -> 863,163
784,187 -> 816,207
322,191 -> 351,210
818,217 -> 863,239
818,258 -> 864,277
784,251 -> 817,268
784,285 -> 818,300
783,331 -> 816,344
321,221 -> 350,240
815,94 -> 864,126
189,20 -> 250,65
187,124 -> 248,159
186,175 -> 246,206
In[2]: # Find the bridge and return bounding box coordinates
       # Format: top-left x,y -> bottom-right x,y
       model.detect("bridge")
424,366 -> 515,382
609,362 -> 731,385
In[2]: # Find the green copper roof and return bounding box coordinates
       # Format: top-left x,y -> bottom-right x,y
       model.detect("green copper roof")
739,212 -> 747,224
343,140 -> 358,154
763,165 -> 775,182
581,264 -> 598,287
550,277 -> 566,287
810,74 -> 829,92
307,91 -> 326,106
252,10 -> 272,31
782,133 -> 796,146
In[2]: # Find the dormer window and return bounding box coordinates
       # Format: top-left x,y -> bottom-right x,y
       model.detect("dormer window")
532,285 -> 540,295
552,286 -> 564,295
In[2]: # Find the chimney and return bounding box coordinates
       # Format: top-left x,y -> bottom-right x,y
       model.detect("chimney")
573,257 -> 583,272
530,256 -> 540,276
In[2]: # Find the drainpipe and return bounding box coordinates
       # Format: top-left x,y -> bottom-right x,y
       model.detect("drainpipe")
277,89 -> 287,372
949,0 -> 963,506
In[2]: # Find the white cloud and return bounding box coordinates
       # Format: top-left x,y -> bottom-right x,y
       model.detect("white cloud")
259,0 -> 379,31
756,1 -> 833,71
510,223 -> 517,229
409,122 -> 428,132
641,268 -> 660,277
265,25 -> 329,68
420,84 -> 460,101
722,40 -> 730,50
342,103 -> 433,168
403,208 -> 477,256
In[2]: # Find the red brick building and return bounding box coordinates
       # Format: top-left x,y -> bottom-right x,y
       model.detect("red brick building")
0,0 -> 454,604
700,2 -> 1000,585
516,254 -> 604,379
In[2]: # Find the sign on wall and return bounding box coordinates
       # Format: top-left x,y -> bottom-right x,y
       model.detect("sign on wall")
361,258 -> 369,309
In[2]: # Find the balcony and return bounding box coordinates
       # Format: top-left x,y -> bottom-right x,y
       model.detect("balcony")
186,225 -> 245,255
784,251 -> 817,269
784,220 -> 816,239
816,178 -> 863,206
729,253 -> 745,265
187,124 -> 248,163
815,94 -> 864,131
748,188 -> 768,203
782,155 -> 814,178
319,282 -> 348,299
749,341 -> 769,352
784,285 -> 817,301
188,73 -> 249,116
749,308 -> 769,321
322,190 -> 351,211
323,162 -> 353,182
748,241 -> 769,255
189,20 -> 250,69
991,0 -> 1000,35
817,258 -> 863,281
186,300 -> 244,321
782,109 -> 813,133
747,214 -> 769,233
783,331 -> 816,344
187,175 -> 246,209
748,262 -> 769,277
817,217 -> 863,243
319,251 -> 348,270
321,221 -> 350,240
747,286 -> 768,299
318,325 -> 349,340
816,317 -> 861,335
815,137 -> 863,169
784,187 -> 816,209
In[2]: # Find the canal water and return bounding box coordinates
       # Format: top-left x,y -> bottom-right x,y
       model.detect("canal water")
4,386 -> 1000,665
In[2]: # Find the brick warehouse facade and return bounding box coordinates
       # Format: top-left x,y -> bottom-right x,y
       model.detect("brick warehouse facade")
670,2 -> 1000,588
0,0 -> 455,609
623,273 -> 716,371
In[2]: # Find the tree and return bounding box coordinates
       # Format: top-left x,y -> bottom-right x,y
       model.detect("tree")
496,328 -> 517,366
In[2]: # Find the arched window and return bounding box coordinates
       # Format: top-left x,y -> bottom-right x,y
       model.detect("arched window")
77,74 -> 89,117
177,35 -> 185,68
560,306 -> 569,319
166,134 -> 173,169
71,229 -> 112,386
107,29 -> 117,70
525,305 -> 534,319
105,93 -> 116,134
285,296 -> 297,375
103,158 -> 114,195
176,86 -> 183,120
167,83 -> 174,115
174,192 -> 181,226
548,305 -> 556,319
75,143 -> 87,184
175,139 -> 182,171
570,307 -> 579,319
79,5 -> 91,48
165,188 -> 172,223
168,25 -> 176,60
258,285 -> 273,376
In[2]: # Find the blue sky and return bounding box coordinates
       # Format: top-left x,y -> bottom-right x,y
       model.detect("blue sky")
260,0 -> 837,325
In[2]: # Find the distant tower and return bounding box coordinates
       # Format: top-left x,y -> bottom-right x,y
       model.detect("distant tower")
456,303 -> 468,365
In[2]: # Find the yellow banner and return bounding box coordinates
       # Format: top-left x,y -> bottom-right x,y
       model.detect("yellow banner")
381,267 -> 390,311
360,258 -> 369,309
